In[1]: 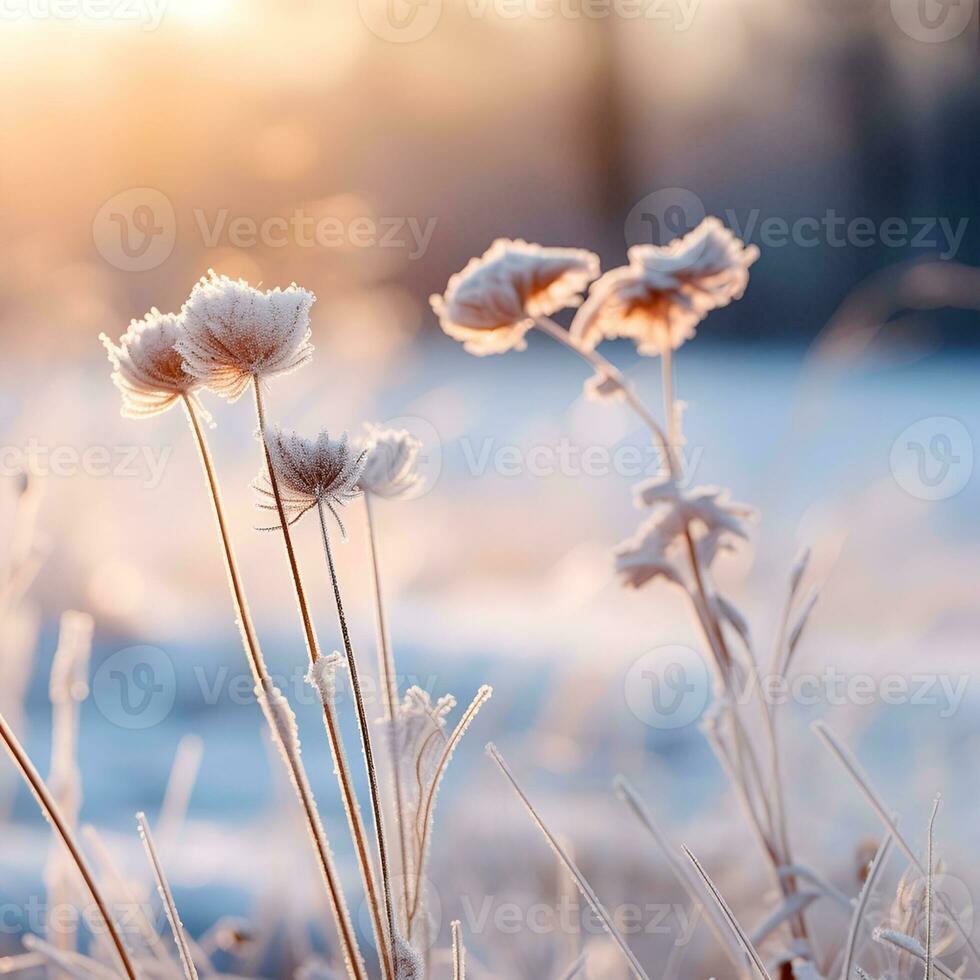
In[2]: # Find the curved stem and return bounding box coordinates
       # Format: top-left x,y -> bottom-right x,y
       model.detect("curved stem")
364,493 -> 412,931
182,394 -> 366,980
0,712 -> 140,980
533,316 -> 672,466
317,502 -> 397,963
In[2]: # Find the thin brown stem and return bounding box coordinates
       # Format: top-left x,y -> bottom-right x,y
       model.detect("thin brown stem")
182,394 -> 366,980
533,316 -> 671,463
317,501 -> 397,966
249,384 -> 392,980
364,493 -> 412,931
0,711 -> 139,980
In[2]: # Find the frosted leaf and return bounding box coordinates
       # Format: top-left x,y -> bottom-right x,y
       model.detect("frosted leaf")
614,521 -> 684,590
178,271 -> 315,400
571,217 -> 759,356
430,239 -> 599,356
101,310 -> 200,418
616,483 -> 754,590
357,424 -> 425,499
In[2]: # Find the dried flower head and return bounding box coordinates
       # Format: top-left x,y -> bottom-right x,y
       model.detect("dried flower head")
178,271 -> 315,401
615,480 -> 755,589
100,310 -> 200,418
256,427 -> 365,531
430,239 -> 599,356
387,685 -> 492,949
356,424 -> 425,500
571,217 -> 759,356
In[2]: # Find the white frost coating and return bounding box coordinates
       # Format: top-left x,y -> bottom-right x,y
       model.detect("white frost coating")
178,271 -> 315,401
393,935 -> 424,980
305,653 -> 345,706
570,216 -> 759,356
101,311 -> 200,418
356,424 -> 425,500
255,684 -> 301,755
257,427 -> 365,530
430,239 -> 599,356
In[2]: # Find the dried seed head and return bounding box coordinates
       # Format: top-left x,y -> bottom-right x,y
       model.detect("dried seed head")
178,271 -> 315,400
101,310 -> 200,418
257,427 -> 365,530
357,424 -> 425,500
430,239 -> 599,356
571,217 -> 759,356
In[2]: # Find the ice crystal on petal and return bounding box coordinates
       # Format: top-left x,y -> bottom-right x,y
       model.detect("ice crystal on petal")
430,239 -> 599,356
571,217 -> 759,356
178,271 -> 315,400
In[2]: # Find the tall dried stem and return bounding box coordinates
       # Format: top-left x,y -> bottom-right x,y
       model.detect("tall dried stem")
181,394 -> 365,980
250,382 -> 393,980
316,500 -> 397,958
363,492 -> 412,930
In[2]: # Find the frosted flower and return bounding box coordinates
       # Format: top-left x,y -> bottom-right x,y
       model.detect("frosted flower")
430,239 -> 599,356
100,310 -> 200,418
357,424 -> 425,499
571,217 -> 759,355
256,427 -> 365,531
615,481 -> 755,589
178,271 -> 315,401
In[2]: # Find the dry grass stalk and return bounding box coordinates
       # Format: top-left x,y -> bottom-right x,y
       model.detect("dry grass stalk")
682,847 -> 772,980
812,721 -> 978,963
0,711 -> 139,980
839,833 -> 893,980
135,812 -> 198,980
450,921 -> 465,980
487,743 -> 650,980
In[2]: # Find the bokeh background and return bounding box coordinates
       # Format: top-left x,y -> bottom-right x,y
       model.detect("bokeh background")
0,0 -> 978,975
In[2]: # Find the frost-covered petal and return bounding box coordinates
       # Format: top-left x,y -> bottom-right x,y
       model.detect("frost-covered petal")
100,309 -> 199,419
430,239 -> 599,356
178,271 -> 315,400
571,217 -> 759,356
357,424 -> 425,499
